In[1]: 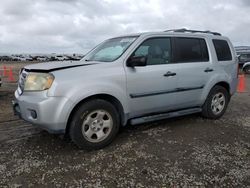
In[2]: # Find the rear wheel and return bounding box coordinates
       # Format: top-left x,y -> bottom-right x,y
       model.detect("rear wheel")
69,99 -> 120,150
202,85 -> 230,119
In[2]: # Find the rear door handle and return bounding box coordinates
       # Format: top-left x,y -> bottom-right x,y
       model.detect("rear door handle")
164,71 -> 176,77
204,68 -> 214,73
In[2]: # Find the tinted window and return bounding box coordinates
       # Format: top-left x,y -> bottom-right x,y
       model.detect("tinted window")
175,38 -> 209,63
132,38 -> 171,65
213,39 -> 232,61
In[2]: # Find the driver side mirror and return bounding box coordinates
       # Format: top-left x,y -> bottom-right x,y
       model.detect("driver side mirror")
126,56 -> 147,67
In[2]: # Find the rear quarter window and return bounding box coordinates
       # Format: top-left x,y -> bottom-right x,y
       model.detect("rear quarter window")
213,39 -> 232,61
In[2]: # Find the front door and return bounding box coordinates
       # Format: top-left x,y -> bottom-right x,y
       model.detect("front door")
125,37 -> 178,117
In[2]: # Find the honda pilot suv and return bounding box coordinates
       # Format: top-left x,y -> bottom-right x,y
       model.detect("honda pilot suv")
13,29 -> 238,150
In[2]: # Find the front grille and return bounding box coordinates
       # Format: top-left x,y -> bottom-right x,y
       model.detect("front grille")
17,69 -> 28,95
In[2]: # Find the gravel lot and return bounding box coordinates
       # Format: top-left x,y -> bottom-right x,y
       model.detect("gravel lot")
0,62 -> 250,187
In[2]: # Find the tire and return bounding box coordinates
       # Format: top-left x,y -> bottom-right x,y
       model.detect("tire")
69,99 -> 120,150
243,65 -> 250,74
201,85 -> 230,119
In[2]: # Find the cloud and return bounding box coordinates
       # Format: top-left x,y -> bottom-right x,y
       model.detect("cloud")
0,0 -> 249,53
241,0 -> 250,6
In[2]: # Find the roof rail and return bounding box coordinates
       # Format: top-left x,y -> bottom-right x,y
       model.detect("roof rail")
164,28 -> 221,36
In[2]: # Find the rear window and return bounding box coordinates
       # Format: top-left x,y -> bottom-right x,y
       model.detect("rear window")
213,39 -> 232,61
174,38 -> 209,63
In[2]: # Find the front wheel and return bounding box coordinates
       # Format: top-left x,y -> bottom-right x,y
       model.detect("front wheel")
201,85 -> 230,119
69,99 -> 120,150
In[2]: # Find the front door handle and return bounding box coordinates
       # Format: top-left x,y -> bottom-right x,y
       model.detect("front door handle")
164,71 -> 176,77
204,68 -> 214,72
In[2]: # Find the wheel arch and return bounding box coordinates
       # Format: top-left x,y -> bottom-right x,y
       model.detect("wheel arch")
201,81 -> 231,119
214,81 -> 230,94
65,94 -> 126,135
202,79 -> 231,105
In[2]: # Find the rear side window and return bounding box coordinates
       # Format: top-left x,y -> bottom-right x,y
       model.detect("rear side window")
213,39 -> 232,61
174,38 -> 209,63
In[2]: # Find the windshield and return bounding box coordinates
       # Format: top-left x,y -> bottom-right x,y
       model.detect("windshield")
84,36 -> 138,62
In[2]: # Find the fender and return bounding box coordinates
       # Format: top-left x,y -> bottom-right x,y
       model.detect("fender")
67,82 -> 128,112
200,72 -> 231,103
49,81 -> 129,128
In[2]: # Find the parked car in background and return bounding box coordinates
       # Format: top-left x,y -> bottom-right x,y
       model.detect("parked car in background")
13,29 -> 238,150
238,53 -> 250,66
243,62 -> 250,74
0,56 -> 13,61
36,57 -> 48,61
55,55 -> 68,61
235,46 -> 250,66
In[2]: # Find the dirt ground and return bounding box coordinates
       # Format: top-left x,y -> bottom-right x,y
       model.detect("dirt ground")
0,62 -> 250,187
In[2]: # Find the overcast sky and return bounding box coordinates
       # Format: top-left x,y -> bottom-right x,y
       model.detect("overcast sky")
0,0 -> 250,54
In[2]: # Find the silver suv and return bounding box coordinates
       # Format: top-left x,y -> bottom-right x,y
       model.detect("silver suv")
13,29 -> 238,150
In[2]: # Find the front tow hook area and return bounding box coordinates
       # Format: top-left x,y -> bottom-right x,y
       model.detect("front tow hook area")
12,100 -> 21,117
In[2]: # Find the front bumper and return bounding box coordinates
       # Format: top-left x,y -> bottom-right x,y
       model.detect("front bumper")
13,90 -> 74,134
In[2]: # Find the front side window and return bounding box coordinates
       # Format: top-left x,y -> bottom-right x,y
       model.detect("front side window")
213,39 -> 232,61
174,38 -> 209,63
131,38 -> 172,65
85,36 -> 138,62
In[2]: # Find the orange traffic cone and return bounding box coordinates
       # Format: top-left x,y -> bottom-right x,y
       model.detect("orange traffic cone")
237,74 -> 246,93
3,66 -> 8,76
8,67 -> 15,82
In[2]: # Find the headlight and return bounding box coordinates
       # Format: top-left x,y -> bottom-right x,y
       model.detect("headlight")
24,73 -> 54,91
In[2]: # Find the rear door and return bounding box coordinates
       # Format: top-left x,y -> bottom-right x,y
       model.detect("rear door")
172,37 -> 214,108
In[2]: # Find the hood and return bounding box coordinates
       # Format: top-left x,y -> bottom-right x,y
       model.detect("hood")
24,61 -> 97,72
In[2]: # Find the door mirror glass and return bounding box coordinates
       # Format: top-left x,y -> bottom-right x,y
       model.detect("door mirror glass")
126,56 -> 147,67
